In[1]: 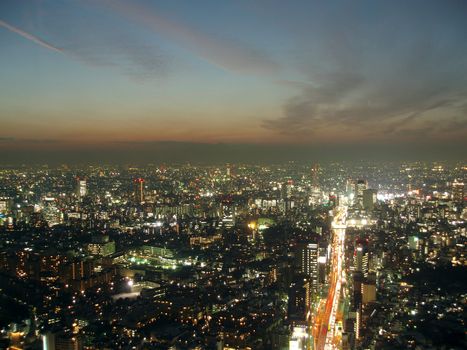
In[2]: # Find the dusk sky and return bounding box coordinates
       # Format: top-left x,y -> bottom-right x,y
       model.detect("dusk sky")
1,0 -> 466,162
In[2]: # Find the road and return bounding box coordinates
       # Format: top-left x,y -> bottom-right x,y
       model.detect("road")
312,206 -> 347,350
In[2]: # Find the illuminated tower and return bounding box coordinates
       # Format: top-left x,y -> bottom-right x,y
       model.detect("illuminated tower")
133,178 -> 145,203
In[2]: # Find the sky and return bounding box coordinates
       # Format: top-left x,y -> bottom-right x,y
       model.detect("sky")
0,0 -> 466,163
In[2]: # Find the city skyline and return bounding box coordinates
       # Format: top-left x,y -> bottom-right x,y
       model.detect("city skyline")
1,0 -> 467,163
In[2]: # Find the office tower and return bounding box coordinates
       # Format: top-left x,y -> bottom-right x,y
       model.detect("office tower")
354,240 -> 369,277
282,180 -> 293,200
221,200 -> 235,227
452,179 -> 464,204
355,180 -> 367,208
362,189 -> 377,211
86,235 -> 116,257
318,243 -> 327,284
362,272 -> 376,304
408,235 -> 420,250
346,179 -> 355,199
42,197 -> 62,227
42,332 -> 56,350
352,272 -> 364,306
133,178 -> 145,203
288,274 -> 311,326
297,242 -> 319,295
310,164 -> 321,205
75,177 -> 87,199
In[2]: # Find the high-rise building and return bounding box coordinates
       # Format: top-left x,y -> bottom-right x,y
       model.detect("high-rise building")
297,242 -> 319,295
75,177 -> 87,199
345,179 -> 356,205
133,178 -> 145,203
362,272 -> 376,304
452,179 -> 465,204
288,274 -> 311,326
86,237 -> 116,257
362,189 -> 377,211
310,165 -> 321,206
220,200 -> 235,227
354,240 -> 370,277
355,180 -> 368,208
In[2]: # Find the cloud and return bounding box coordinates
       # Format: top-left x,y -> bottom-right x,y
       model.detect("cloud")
0,15 -> 167,81
68,42 -> 168,82
265,49 -> 467,137
1,139 -> 466,164
99,0 -> 279,75
0,19 -> 63,54
0,137 -> 60,144
263,2 -> 467,141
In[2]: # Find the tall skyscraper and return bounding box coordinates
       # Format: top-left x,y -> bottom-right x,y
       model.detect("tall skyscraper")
354,240 -> 370,277
310,164 -> 321,206
363,189 -> 377,211
355,179 -> 368,208
297,242 -> 319,295
75,177 -> 87,199
452,179 -> 465,204
133,178 -> 145,203
288,274 -> 311,326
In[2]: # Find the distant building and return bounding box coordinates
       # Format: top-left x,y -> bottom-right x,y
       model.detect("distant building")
133,178 -> 145,203
288,274 -> 311,326
86,239 -> 115,257
452,179 -> 464,204
75,177 -> 87,199
354,240 -> 369,277
355,180 -> 368,208
362,272 -> 376,304
362,189 -> 377,211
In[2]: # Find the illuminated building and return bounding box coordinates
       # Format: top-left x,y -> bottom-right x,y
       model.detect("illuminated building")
361,272 -> 376,304
452,179 -> 464,204
0,196 -> 12,214
133,178 -> 145,203
288,274 -> 311,326
75,177 -> 87,199
43,332 -> 84,350
220,200 -> 235,227
408,235 -> 420,250
43,332 -> 56,350
355,180 -> 368,208
354,240 -> 369,277
42,197 -> 62,227
86,240 -> 115,257
362,189 -> 377,211
346,179 -> 356,205
297,242 -> 319,296
310,164 -> 321,206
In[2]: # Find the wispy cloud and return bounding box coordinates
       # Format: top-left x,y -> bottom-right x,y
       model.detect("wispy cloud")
0,137 -> 60,144
99,0 -> 279,75
263,6 -> 467,141
0,19 -> 63,54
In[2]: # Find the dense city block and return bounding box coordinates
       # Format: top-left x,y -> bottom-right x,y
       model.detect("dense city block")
0,162 -> 465,350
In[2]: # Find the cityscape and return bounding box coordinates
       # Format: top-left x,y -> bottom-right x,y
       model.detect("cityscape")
1,1 -> 467,349
0,162 -> 465,349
